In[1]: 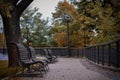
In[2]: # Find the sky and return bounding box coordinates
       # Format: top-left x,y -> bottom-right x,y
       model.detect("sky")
0,0 -> 63,28
31,0 -> 63,19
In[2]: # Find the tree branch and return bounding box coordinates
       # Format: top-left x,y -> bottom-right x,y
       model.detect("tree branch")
16,0 -> 33,17
14,0 -> 19,5
7,0 -> 19,6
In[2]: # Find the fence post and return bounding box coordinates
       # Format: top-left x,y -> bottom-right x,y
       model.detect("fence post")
108,44 -> 111,66
94,46 -> 96,63
116,41 -> 120,68
97,46 -> 99,64
91,47 -> 93,61
102,45 -> 104,65
83,38 -> 120,68
89,47 -> 92,60
92,47 -> 94,61
84,48 -> 86,58
82,48 -> 84,57
93,47 -> 94,62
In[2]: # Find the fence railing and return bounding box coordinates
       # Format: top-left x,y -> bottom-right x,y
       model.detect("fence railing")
1,39 -> 119,68
35,47 -> 83,57
84,38 -> 120,68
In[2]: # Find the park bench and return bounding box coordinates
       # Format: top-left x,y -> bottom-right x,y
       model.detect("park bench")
11,43 -> 45,75
44,49 -> 58,63
28,46 -> 49,72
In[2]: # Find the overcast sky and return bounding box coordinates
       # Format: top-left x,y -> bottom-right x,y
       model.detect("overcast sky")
31,0 -> 63,19
0,0 -> 63,28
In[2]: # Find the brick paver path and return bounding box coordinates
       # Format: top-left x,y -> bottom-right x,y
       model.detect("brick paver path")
17,58 -> 113,80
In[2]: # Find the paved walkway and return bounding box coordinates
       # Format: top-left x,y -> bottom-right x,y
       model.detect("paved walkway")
15,58 -> 120,80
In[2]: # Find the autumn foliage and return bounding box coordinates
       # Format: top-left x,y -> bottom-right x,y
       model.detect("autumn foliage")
50,0 -> 120,48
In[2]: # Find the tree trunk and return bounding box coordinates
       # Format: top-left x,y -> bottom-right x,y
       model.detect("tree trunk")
1,8 -> 22,67
0,0 -> 33,67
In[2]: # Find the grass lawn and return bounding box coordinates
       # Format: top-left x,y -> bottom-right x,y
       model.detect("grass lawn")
0,60 -> 20,79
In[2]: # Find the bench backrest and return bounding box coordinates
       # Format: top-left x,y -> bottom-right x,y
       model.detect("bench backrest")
13,43 -> 30,64
28,46 -> 36,59
44,49 -> 53,57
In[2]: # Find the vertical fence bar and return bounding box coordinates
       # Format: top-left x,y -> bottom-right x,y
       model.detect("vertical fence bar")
102,45 -> 104,65
92,47 -> 94,61
97,46 -> 99,64
88,48 -> 89,59
86,48 -> 87,58
90,47 -> 92,60
89,48 -> 91,60
93,47 -> 94,62
93,46 -> 96,63
84,39 -> 120,68
108,44 -> 111,66
91,47 -> 92,60
87,48 -> 90,59
116,41 -> 120,68
81,48 -> 85,57
91,47 -> 93,61
86,48 -> 88,58
95,46 -> 97,63
85,48 -> 86,58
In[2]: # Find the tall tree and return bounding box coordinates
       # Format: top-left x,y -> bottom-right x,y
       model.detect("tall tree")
49,23 -> 67,47
52,0 -> 84,47
52,0 -> 95,47
111,0 -> 120,38
72,0 -> 120,44
0,0 -> 33,67
20,7 -> 49,47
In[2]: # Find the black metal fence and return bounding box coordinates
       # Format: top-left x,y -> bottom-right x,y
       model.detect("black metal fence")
84,38 -> 120,68
0,38 -> 119,68
35,47 -> 83,57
